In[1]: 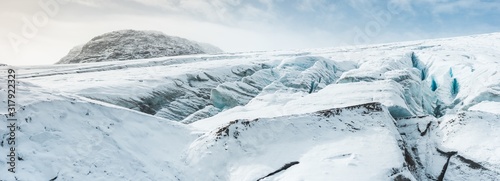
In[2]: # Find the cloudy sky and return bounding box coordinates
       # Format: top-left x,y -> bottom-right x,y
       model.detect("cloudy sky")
1,0 -> 499,65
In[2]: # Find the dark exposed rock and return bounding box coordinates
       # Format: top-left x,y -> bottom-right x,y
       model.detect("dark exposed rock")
256,161 -> 300,181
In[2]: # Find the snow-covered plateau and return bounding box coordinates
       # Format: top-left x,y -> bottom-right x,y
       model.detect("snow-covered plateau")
1,32 -> 500,180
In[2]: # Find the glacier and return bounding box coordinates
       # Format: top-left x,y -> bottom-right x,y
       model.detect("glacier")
1,32 -> 500,180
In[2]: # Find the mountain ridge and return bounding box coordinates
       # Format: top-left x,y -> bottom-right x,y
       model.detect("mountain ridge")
56,29 -> 223,64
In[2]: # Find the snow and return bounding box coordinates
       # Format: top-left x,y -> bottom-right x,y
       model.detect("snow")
184,103 -> 415,181
395,111 -> 500,180
1,32 -> 500,180
438,111 -> 500,165
273,133 -> 408,181
0,83 -> 198,180
468,101 -> 500,114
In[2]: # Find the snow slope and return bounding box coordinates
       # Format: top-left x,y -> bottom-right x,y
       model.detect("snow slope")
1,32 -> 500,180
0,82 -> 198,180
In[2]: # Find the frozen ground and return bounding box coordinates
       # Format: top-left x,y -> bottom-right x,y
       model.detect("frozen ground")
1,32 -> 500,180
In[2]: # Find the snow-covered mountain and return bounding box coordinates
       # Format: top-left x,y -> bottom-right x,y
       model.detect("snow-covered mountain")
56,30 -> 223,64
1,32 -> 500,180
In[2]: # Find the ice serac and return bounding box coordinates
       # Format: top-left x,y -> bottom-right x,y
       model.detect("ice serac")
285,80 -> 411,118
209,56 -> 341,110
151,63 -> 272,121
335,53 -> 434,118
210,66 -> 277,110
271,56 -> 341,93
185,103 -> 416,181
57,29 -> 222,64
